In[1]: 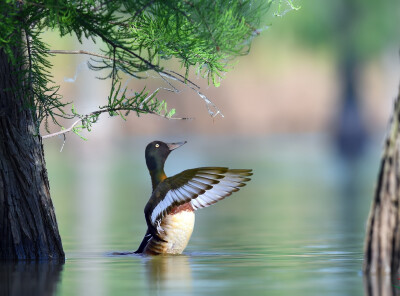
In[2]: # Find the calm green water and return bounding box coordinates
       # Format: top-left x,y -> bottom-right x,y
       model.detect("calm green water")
0,135 -> 385,295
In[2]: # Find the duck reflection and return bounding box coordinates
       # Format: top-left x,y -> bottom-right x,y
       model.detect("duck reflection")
0,261 -> 63,296
145,255 -> 192,294
364,274 -> 400,296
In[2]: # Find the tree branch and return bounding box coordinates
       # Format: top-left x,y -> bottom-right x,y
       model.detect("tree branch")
42,118 -> 82,139
47,49 -> 200,90
132,0 -> 155,20
47,49 -> 224,117
159,71 -> 224,118
42,107 -> 191,139
48,49 -> 126,64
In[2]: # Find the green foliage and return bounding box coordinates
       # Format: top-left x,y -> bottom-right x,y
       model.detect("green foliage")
0,2 -> 20,61
0,0 -> 274,136
68,81 -> 178,139
28,32 -> 73,131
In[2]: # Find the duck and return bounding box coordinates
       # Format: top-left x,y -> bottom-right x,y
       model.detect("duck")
134,140 -> 252,255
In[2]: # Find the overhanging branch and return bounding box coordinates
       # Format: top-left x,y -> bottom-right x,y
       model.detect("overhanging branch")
42,106 -> 191,139
48,49 -> 115,61
48,49 -> 224,118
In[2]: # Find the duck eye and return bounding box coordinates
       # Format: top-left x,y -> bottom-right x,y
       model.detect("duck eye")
155,144 -> 160,148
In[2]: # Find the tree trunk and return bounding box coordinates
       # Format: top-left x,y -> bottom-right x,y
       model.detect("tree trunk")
364,85 -> 400,274
0,45 -> 64,260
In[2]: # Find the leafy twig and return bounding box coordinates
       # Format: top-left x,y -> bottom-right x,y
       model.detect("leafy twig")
48,49 -> 128,65
48,49 -> 224,118
42,106 -> 190,139
159,71 -> 224,118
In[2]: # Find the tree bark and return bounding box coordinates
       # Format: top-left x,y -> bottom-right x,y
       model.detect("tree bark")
364,85 -> 400,274
0,45 -> 64,260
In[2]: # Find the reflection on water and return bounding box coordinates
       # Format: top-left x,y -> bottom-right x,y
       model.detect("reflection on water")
363,274 -> 400,296
0,261 -> 63,296
39,135 -> 384,295
145,255 -> 192,294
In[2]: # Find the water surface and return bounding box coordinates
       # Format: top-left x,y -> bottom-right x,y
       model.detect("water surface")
0,135 -> 384,295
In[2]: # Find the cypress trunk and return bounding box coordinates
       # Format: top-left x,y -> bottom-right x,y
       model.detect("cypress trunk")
364,85 -> 400,274
0,45 -> 64,260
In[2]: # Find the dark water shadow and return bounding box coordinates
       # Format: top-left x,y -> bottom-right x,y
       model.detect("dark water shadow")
107,251 -> 137,256
0,261 -> 63,296
364,274 -> 400,296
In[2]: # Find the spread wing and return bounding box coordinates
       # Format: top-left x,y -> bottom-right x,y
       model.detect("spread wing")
145,167 -> 252,229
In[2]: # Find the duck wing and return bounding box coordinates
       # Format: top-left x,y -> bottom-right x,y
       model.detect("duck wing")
144,167 -> 252,232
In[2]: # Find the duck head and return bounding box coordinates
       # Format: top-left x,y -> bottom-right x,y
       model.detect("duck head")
145,140 -> 186,190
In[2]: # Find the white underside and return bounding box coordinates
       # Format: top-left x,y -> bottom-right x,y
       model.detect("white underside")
146,210 -> 195,254
162,211 -> 195,254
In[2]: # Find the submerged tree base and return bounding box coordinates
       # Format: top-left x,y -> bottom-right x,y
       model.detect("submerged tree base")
364,85 -> 400,275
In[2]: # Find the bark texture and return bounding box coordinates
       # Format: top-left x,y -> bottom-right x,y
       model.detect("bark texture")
364,85 -> 400,274
0,46 -> 64,260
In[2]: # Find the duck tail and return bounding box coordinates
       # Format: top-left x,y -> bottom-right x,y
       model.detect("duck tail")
134,228 -> 152,253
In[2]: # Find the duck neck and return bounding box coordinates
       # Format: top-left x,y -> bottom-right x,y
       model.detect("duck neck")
150,168 -> 167,192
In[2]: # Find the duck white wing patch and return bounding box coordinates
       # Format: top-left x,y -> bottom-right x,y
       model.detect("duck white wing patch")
148,168 -> 252,227
150,185 -> 202,225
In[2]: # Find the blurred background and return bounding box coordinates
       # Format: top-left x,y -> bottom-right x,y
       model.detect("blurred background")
36,0 -> 400,295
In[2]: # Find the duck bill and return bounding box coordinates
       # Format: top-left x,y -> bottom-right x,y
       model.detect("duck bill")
167,141 -> 187,151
